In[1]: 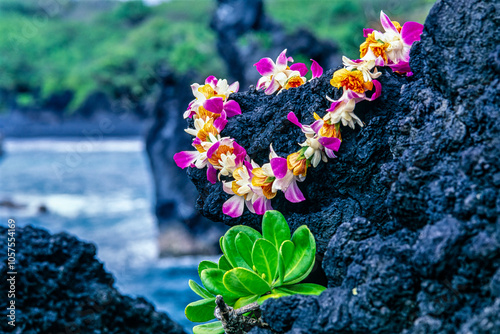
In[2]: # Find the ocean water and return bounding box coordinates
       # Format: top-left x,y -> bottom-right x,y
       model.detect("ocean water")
0,138 -> 209,332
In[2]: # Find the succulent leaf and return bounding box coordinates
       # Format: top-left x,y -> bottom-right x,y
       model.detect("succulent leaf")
189,279 -> 214,299
223,267 -> 271,296
185,298 -> 216,322
252,238 -> 278,285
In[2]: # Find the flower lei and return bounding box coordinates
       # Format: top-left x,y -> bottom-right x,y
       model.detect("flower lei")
174,11 -> 424,218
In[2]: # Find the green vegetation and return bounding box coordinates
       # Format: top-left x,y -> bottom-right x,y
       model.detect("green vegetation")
265,0 -> 434,56
0,0 -> 433,113
185,210 -> 325,334
0,0 -> 223,111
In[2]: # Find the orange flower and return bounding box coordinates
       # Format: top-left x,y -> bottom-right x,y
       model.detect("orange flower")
208,145 -> 234,167
330,69 -> 373,94
284,76 -> 306,90
313,113 -> 342,140
359,32 -> 389,63
196,106 -> 220,120
287,152 -> 309,177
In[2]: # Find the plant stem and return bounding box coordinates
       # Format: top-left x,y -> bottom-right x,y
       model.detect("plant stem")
214,295 -> 272,334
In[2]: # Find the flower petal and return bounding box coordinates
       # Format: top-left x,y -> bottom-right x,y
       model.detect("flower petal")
325,148 -> 337,159
233,141 -> 247,167
207,164 -> 217,184
275,49 -> 288,71
388,61 -> 412,74
205,76 -> 218,87
264,77 -> 281,95
228,81 -> 239,93
203,97 -> 224,114
363,28 -> 374,37
270,157 -> 288,179
254,57 -> 275,76
173,151 -> 199,169
213,114 -> 228,132
290,63 -> 308,77
223,195 -> 245,218
207,141 -> 220,159
326,100 -> 342,112
287,112 -> 304,129
311,119 -> 324,134
284,180 -> 305,203
366,79 -> 382,101
310,59 -> 323,79
223,100 -> 241,117
401,21 -> 424,46
253,196 -> 270,215
380,11 -> 398,33
319,137 -> 341,152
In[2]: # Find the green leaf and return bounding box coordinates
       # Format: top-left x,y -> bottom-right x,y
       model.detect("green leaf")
223,268 -> 271,296
201,268 -> 241,301
189,280 -> 214,299
257,289 -> 292,304
277,283 -> 326,296
219,236 -> 225,254
262,210 -> 291,250
193,321 -> 224,334
198,260 -> 218,278
185,298 -> 216,322
277,240 -> 295,286
222,226 -> 262,269
218,255 -> 232,271
283,225 -> 316,285
233,294 -> 259,310
235,232 -> 254,268
252,238 -> 278,285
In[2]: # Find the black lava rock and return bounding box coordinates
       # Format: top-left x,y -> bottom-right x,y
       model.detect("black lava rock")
0,225 -> 186,334
187,0 -> 500,333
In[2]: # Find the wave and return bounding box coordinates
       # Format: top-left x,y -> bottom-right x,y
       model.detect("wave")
4,137 -> 144,152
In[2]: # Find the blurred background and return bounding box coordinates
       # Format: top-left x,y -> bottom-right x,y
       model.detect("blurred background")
0,0 -> 434,331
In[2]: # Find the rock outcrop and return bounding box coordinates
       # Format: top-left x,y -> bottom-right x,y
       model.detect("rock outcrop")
186,0 -> 500,332
146,0 -> 340,256
0,225 -> 186,334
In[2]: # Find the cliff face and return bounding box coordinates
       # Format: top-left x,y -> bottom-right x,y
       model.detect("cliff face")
145,0 -> 339,256
0,226 -> 186,334
187,0 -> 500,333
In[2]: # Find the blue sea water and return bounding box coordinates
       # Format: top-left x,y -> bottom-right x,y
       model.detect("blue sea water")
0,138 -> 210,332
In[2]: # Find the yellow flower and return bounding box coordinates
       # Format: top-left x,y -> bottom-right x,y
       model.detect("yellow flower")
359,32 -> 389,63
198,84 -> 226,100
330,69 -> 373,94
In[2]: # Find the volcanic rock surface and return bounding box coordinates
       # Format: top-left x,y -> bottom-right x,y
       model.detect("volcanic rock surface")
186,0 -> 500,332
0,225 -> 186,334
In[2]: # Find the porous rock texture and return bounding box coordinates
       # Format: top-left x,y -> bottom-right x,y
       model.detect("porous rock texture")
187,0 -> 500,332
0,225 -> 186,334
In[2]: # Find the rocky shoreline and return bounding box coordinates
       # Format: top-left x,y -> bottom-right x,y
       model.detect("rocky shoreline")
0,225 -> 186,334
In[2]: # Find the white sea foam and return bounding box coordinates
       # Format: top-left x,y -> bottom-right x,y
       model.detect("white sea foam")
4,137 -> 143,152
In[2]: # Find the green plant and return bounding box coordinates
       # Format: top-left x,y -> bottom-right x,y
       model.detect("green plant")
185,210 -> 326,334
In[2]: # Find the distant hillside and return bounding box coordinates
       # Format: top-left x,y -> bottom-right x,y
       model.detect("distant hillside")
0,0 -> 432,116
